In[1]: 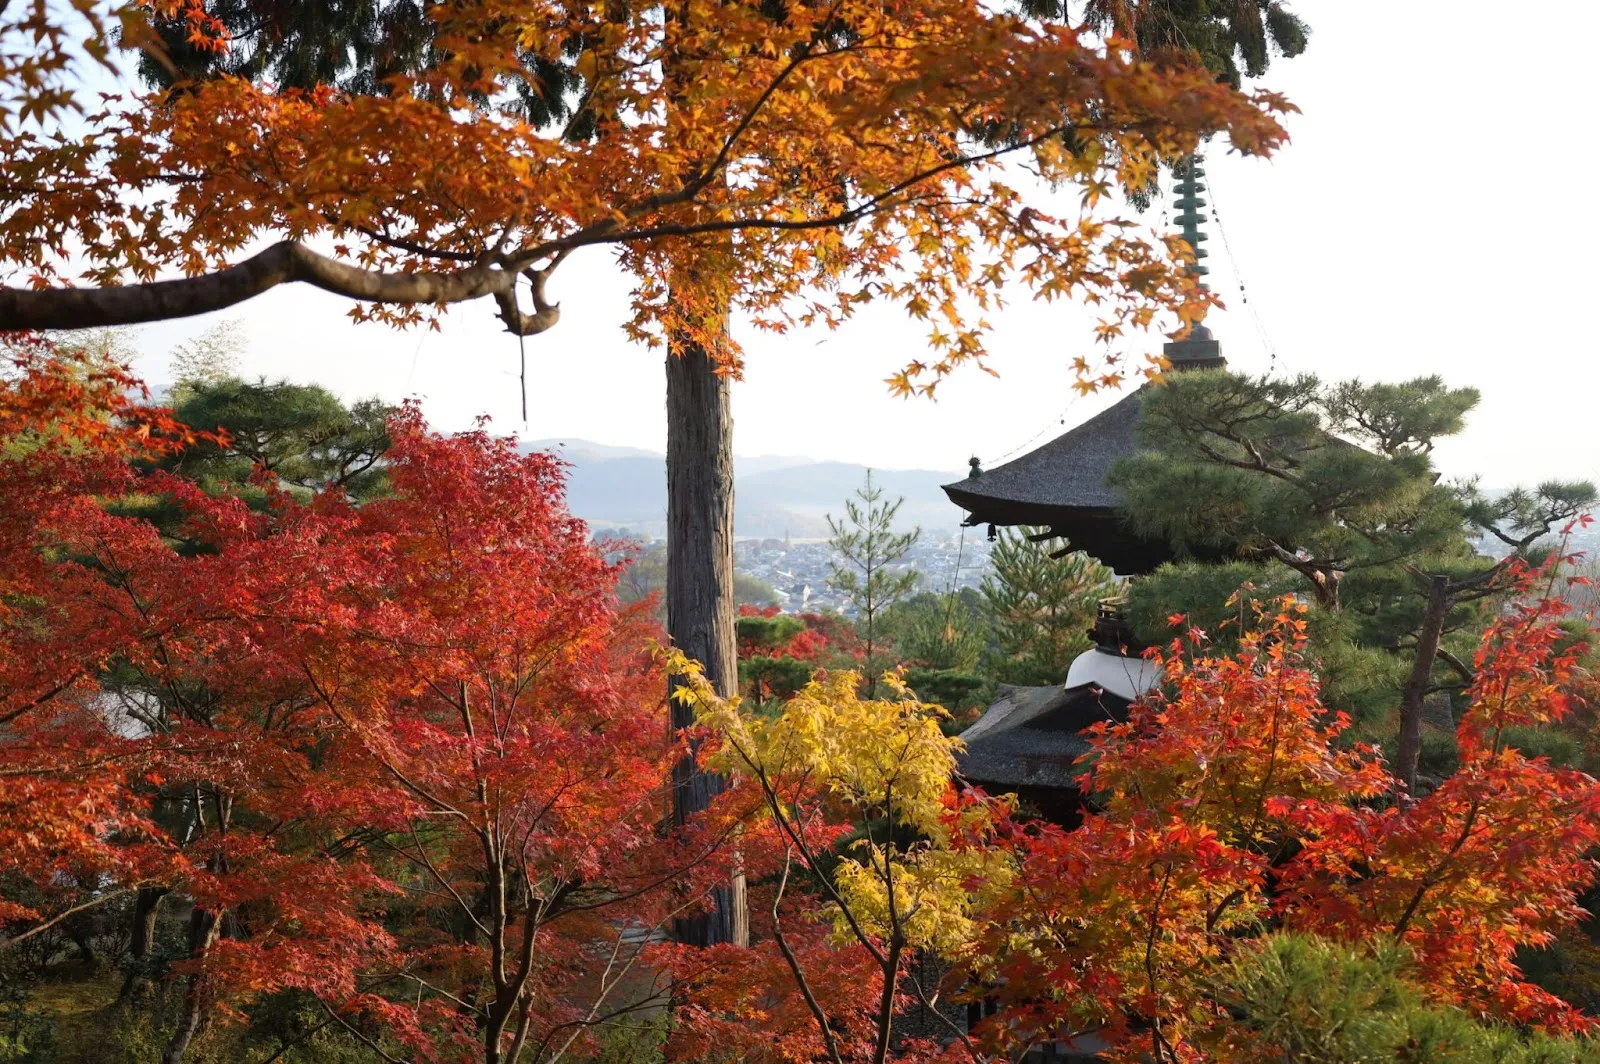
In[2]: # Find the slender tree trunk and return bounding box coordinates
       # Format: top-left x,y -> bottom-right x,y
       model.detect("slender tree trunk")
665,336 -> 748,948
1397,574 -> 1450,796
162,906 -> 221,1064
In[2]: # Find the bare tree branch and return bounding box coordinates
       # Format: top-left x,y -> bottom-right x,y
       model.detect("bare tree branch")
0,241 -> 547,334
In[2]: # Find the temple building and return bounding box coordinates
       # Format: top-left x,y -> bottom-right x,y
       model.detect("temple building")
942,157 -> 1223,577
946,157 -> 1221,807
955,603 -> 1152,823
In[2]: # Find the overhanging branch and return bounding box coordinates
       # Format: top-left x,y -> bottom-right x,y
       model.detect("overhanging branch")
0,241 -> 548,334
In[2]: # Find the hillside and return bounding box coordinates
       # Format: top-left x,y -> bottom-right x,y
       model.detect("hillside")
524,439 -> 961,539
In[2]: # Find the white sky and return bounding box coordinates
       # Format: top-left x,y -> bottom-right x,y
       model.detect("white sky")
120,0 -> 1600,488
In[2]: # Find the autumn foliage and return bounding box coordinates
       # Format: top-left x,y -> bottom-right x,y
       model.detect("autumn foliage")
2,0 -> 1292,393
976,587 -> 1600,1061
6,347 -> 1600,1062
1,346 -> 697,1062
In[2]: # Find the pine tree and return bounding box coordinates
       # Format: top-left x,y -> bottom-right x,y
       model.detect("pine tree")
1017,1 -> 1309,86
1114,369 -> 1594,788
1217,934 -> 1600,1062
168,378 -> 392,501
827,472 -> 921,696
887,589 -> 987,672
1114,372 -> 1478,610
982,528 -> 1117,686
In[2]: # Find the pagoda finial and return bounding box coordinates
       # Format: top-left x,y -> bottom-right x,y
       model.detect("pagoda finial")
1163,152 -> 1225,370
1172,153 -> 1210,289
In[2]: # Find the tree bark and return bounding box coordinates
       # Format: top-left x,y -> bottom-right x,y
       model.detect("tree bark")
665,336 -> 748,948
130,887 -> 168,958
162,905 -> 222,1064
118,886 -> 170,1002
1397,574 -> 1450,796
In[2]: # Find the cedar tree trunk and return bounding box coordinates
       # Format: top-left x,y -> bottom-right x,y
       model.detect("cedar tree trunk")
665,336 -> 748,948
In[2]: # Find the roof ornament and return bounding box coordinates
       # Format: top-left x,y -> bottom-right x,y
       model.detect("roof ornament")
1163,152 -> 1225,370
1173,153 -> 1211,289
968,455 -> 983,477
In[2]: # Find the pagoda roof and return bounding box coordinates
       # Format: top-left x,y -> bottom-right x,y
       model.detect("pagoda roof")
945,387 -> 1142,515
944,151 -> 1230,575
942,387 -> 1175,573
956,682 -> 1129,791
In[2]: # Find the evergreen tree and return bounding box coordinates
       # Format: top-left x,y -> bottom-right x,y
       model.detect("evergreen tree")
113,375 -> 396,556
1217,935 -> 1600,1063
169,378 -> 392,501
1080,0 -> 1311,86
982,527 -> 1117,686
886,589 -> 988,673
1114,372 -> 1477,610
1114,369 -> 1594,788
883,588 -> 995,721
827,472 -> 921,696
160,322 -> 393,506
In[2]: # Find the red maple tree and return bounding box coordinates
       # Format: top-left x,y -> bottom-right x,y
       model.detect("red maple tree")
973,578 -> 1600,1061
2,358 -> 719,1062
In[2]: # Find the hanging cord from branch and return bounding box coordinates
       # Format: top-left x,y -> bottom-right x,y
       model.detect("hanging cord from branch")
516,278 -> 530,428
404,326 -> 428,393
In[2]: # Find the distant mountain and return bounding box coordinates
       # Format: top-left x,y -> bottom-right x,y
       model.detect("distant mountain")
520,439 -> 961,539
738,461 -> 958,536
525,438 -> 662,463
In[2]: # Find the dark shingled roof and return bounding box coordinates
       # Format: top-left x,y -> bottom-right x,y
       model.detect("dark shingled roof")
941,389 -> 1174,574
951,389 -> 1141,512
956,682 -> 1131,791
942,328 -> 1234,574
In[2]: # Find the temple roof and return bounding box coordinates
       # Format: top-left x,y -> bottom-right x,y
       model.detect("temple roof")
941,387 -> 1172,574
944,386 -> 1142,516
956,682 -> 1127,791
958,606 -> 1157,792
941,154 -> 1227,575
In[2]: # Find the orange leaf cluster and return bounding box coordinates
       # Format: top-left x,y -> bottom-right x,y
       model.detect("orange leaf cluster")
2,1 -> 1292,390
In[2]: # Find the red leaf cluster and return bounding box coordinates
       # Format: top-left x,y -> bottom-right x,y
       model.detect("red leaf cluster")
1,350 -> 700,1059
974,590 -> 1600,1060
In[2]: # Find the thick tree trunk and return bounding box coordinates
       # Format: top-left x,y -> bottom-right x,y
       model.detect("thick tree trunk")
118,885 -> 169,1002
129,886 -> 168,959
665,337 -> 748,949
1397,574 -> 1450,796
